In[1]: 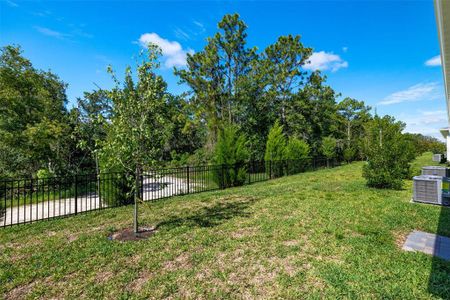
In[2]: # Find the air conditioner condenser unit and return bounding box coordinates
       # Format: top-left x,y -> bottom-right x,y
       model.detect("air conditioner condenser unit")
413,175 -> 443,205
432,154 -> 443,162
421,166 -> 449,177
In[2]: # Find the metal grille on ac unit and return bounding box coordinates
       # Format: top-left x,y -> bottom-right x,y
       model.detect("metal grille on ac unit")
432,154 -> 443,162
421,166 -> 449,177
413,175 -> 443,205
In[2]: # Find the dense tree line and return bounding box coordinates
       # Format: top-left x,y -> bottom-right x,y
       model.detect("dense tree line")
0,14 -> 445,185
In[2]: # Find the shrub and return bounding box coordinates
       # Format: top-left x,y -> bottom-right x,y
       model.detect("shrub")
321,136 -> 337,167
36,168 -> 53,179
284,137 -> 310,174
362,115 -> 414,189
213,125 -> 249,188
343,146 -> 356,163
169,151 -> 190,167
265,121 -> 287,177
187,148 -> 212,166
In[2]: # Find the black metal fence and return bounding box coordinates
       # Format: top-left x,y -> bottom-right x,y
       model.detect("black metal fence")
0,157 -> 340,227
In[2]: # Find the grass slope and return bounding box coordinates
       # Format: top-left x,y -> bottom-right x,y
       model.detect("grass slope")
1,153 -> 450,299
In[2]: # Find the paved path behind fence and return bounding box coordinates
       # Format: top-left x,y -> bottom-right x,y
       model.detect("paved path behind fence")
1,176 -> 190,226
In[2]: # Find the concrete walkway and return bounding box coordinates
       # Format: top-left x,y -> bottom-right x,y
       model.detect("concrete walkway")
402,230 -> 450,261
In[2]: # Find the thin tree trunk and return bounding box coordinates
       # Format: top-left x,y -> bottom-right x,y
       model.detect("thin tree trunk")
347,120 -> 351,148
134,165 -> 140,234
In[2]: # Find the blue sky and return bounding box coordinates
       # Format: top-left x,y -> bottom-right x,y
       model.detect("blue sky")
0,0 -> 447,139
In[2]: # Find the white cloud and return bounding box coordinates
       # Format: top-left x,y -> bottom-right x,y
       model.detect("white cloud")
379,82 -> 441,105
193,21 -> 204,29
138,33 -> 193,68
5,0 -> 18,7
425,55 -> 441,67
174,28 -> 190,41
304,51 -> 348,72
32,10 -> 51,17
399,110 -> 448,141
34,26 -> 69,39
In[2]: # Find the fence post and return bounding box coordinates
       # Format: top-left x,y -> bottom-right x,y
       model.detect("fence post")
74,175 -> 78,215
186,165 -> 190,194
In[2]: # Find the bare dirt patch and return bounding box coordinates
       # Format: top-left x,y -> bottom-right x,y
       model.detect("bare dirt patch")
95,270 -> 115,284
163,252 -> 192,271
5,282 -> 37,300
393,230 -> 409,249
128,271 -> 153,292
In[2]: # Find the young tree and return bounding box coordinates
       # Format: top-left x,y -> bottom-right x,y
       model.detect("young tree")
343,146 -> 356,163
100,44 -> 169,233
321,136 -> 337,167
285,137 -> 310,173
265,120 -> 287,177
213,125 -> 249,187
285,137 -> 310,160
362,115 -> 414,189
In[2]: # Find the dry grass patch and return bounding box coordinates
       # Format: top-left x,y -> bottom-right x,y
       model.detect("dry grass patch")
282,239 -> 300,247
128,270 -> 153,293
231,227 -> 258,239
94,270 -> 115,284
393,229 -> 409,249
163,252 -> 192,272
5,281 -> 37,300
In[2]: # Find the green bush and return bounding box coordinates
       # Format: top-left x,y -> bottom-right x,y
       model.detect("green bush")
362,115 -> 414,189
284,137 -> 310,174
343,146 -> 356,163
36,169 -> 54,179
187,148 -> 211,166
265,121 -> 287,178
321,136 -> 337,167
169,151 -> 190,167
213,125 -> 249,188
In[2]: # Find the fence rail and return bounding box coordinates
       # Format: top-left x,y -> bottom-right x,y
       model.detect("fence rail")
0,157 -> 340,227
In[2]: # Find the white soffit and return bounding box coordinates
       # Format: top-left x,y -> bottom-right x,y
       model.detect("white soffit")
435,0 -> 450,123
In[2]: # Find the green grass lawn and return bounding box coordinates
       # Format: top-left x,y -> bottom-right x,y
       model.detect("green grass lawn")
410,152 -> 446,177
1,153 -> 450,299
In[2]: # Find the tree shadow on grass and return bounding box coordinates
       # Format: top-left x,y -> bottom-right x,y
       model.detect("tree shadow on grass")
155,196 -> 258,230
428,205 -> 450,298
